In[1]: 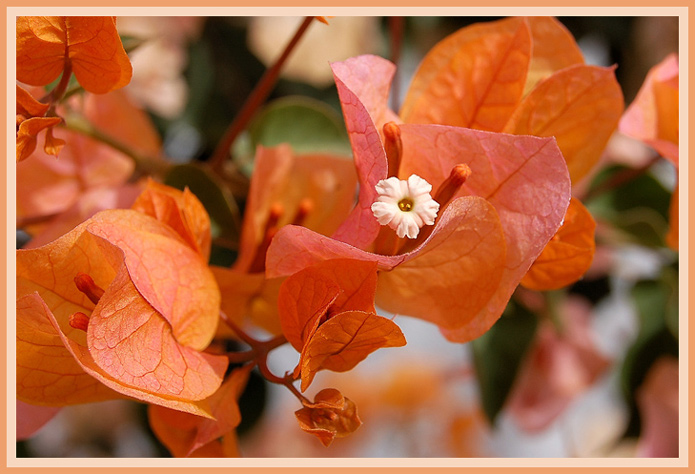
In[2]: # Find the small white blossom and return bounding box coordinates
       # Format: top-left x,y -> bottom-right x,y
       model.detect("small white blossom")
371,174 -> 440,239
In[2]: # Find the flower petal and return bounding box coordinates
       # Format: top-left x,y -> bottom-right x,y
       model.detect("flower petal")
504,64 -> 624,183
619,53 -> 679,164
400,17 -> 531,132
65,16 -> 133,93
524,16 -> 585,94
298,310 -> 406,391
397,124 -> 571,341
521,197 -> 596,291
148,364 -> 251,457
376,196 -> 506,336
329,59 -> 389,249
16,16 -> 67,86
17,293 -> 120,406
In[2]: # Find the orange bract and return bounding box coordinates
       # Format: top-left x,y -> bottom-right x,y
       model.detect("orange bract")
17,16 -> 132,94
278,259 -> 405,391
16,84 -> 64,161
619,53 -> 679,251
212,144 -> 357,337
16,186 -> 227,417
295,388 -> 362,447
520,198 -> 596,291
400,17 -> 531,132
148,364 -> 252,457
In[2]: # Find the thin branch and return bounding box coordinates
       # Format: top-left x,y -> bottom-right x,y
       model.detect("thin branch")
388,17 -> 405,113
208,16 -> 318,173
583,155 -> 662,201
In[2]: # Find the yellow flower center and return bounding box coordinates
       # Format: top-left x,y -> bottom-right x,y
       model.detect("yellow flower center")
398,198 -> 414,212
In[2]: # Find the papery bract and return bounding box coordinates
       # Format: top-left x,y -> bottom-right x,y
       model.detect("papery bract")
17,16 -> 132,94
17,198 -> 227,417
520,197 -> 596,291
148,364 -> 252,457
635,357 -> 679,458
506,297 -> 610,432
267,50 -> 572,343
297,309 -> 406,391
213,144 -> 356,336
295,388 -> 362,447
17,89 -> 160,241
16,85 -> 64,162
400,17 -> 531,132
619,53 -> 679,250
523,16 -> 585,93
619,53 -> 679,164
278,258 -> 377,352
16,400 -> 61,441
278,259 -> 405,391
503,64 -> 624,184
132,178 -> 212,261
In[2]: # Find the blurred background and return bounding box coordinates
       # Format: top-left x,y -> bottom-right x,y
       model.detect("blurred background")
16,15 -> 679,458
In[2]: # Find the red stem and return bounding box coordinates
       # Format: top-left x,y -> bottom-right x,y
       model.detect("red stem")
388,16 -> 405,113
208,16 -> 317,172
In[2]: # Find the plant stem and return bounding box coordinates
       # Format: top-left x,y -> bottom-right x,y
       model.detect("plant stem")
41,62 -> 73,105
208,16 -> 317,173
583,155 -> 662,201
388,16 -> 405,113
218,310 -> 301,401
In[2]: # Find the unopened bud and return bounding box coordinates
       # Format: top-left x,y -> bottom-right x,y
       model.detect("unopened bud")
433,163 -> 472,209
383,122 -> 402,178
68,312 -> 90,332
74,273 -> 105,305
291,198 -> 314,226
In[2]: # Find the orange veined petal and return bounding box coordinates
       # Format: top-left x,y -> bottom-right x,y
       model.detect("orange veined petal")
520,197 -> 596,291
16,84 -> 49,118
66,17 -> 132,93
297,310 -> 406,392
148,364 -> 252,457
523,16 -> 585,95
17,293 -> 123,406
16,116 -> 62,161
295,388 -> 362,447
619,53 -> 679,164
504,64 -> 624,184
400,16 -> 531,132
131,179 -> 212,261
16,16 -> 68,86
16,16 -> 132,94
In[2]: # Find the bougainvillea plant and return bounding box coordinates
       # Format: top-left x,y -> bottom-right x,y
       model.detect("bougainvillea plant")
15,15 -> 679,459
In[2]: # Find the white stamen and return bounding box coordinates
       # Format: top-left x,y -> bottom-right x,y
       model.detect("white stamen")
371,174 -> 440,239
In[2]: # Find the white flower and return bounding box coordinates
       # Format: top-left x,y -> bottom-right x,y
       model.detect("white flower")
371,174 -> 440,239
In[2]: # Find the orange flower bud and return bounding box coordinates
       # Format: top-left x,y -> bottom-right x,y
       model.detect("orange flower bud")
295,388 -> 362,446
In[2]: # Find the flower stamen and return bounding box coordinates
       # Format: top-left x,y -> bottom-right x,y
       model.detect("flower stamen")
398,198 -> 414,212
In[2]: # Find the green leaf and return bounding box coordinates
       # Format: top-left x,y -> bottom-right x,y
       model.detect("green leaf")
586,165 -> 672,247
164,163 -> 241,243
620,276 -> 679,437
234,96 -> 351,176
471,300 -> 539,426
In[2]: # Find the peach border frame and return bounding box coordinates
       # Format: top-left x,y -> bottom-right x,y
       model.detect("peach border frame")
3,2 -> 690,472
